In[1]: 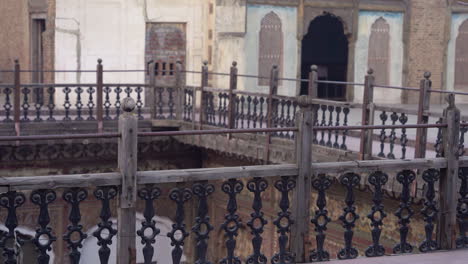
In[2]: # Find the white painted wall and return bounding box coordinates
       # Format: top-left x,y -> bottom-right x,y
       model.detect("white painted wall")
447,13 -> 468,103
354,11 -> 404,104
243,5 -> 298,97
54,0 -> 206,108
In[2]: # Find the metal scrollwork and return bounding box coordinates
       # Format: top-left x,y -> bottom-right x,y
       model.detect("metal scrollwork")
394,170 -> 416,254
338,172 -> 360,260
310,175 -> 332,262
272,176 -> 296,264
137,185 -> 161,264
365,171 -> 388,257
192,183 -> 215,264
246,178 -> 268,264
419,169 -> 439,252
93,186 -> 118,264
456,167 -> 468,248
220,179 -> 244,264
167,187 -> 192,264
63,188 -> 88,264
0,191 -> 26,263
31,189 -> 57,264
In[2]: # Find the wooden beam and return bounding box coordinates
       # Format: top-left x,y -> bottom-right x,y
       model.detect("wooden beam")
117,97 -> 138,264
438,94 -> 460,250
359,69 -> 375,160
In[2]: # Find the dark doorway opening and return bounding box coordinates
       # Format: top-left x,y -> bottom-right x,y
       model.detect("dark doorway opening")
301,13 -> 348,100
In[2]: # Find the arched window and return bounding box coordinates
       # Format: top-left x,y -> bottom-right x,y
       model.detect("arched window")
258,12 -> 283,86
368,17 -> 390,86
455,20 -> 468,91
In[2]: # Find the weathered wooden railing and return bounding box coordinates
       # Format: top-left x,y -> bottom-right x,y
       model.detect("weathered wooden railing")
2,59 -> 468,162
0,95 -> 467,263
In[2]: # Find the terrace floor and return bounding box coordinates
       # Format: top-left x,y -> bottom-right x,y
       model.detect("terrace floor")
322,249 -> 468,264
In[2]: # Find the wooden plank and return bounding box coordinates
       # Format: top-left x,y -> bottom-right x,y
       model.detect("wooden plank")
291,105 -> 313,262
437,94 -> 460,250
117,97 -> 138,264
414,73 -> 431,158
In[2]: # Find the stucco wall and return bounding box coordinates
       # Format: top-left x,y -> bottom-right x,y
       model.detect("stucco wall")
354,11 -> 404,104
446,13 -> 468,102
243,5 -> 298,97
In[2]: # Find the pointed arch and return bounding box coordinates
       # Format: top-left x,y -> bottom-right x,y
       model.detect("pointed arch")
455,19 -> 468,90
368,17 -> 390,86
258,11 -> 283,86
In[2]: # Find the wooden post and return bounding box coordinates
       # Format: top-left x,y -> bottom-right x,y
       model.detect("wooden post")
414,72 -> 432,158
438,93 -> 460,250
308,65 -> 318,98
175,61 -> 184,120
117,97 -> 138,264
96,59 -> 104,133
227,61 -> 238,129
291,95 -> 313,262
265,65 -> 279,163
148,60 -> 156,119
359,69 -> 375,160
199,61 -> 208,129
14,59 -> 20,136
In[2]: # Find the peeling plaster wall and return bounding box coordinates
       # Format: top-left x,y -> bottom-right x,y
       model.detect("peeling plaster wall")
354,11 -> 404,104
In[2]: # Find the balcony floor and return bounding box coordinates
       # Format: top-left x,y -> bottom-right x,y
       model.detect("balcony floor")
316,249 -> 468,264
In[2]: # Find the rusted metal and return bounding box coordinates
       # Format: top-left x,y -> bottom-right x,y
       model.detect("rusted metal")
14,60 -> 20,136
96,59 -> 104,133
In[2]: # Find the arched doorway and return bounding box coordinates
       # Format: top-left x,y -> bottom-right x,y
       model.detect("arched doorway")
301,13 -> 349,100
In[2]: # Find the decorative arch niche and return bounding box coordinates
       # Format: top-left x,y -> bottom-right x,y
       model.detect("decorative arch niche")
258,11 -> 283,86
368,17 -> 391,86
455,19 -> 468,91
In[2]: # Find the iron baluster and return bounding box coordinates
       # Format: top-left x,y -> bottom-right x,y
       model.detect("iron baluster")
334,106 -> 341,148
210,93 -> 215,125
459,122 -> 467,157
419,169 -> 439,252
31,190 -> 57,264
136,86 -> 144,120
278,99 -> 285,137
3,87 -> 12,122
93,186 -> 118,264
240,96 -> 245,129
34,87 -> 43,122
218,93 -> 224,127
252,97 -> 259,129
434,118 -> 443,157
223,93 -> 228,127
183,89 -> 188,121
341,107 -> 350,150
399,113 -> 408,159
192,183 -> 215,264
272,176 -> 296,264
365,172 -> 388,257
0,191 -> 26,264
310,175 -> 332,262
387,112 -> 399,159
246,178 -> 268,264
87,86 -> 96,121
247,96 -> 252,129
47,87 -> 55,121
319,105 -> 327,145
285,100 -> 292,139
259,97 -> 265,129
63,188 -> 88,264
75,86 -> 83,121
378,111 -> 388,157
137,185 -> 161,264
338,172 -> 360,260
125,86 -> 132,98
156,87 -> 164,119
235,97 -> 240,128
393,170 -> 416,254
220,179 -> 243,264
167,187 -> 192,264
188,90 -> 193,121
103,86 -> 111,120
114,86 -> 122,119
21,87 -> 30,121
312,106 -> 319,144
63,86 -> 72,121
326,105 -> 334,147
456,168 -> 468,248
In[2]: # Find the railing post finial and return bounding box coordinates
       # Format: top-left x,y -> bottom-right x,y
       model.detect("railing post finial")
122,97 -> 136,113
367,68 -> 374,76
424,71 -> 431,80
97,58 -> 102,65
